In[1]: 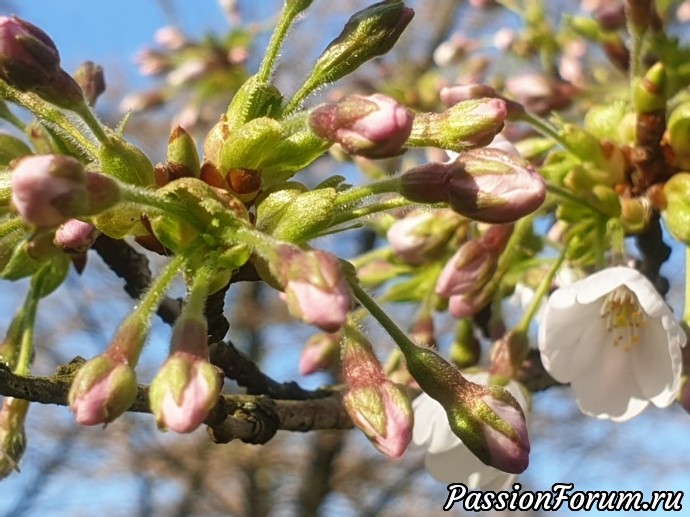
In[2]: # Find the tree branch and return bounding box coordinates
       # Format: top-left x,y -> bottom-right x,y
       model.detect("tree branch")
0,359 -> 352,445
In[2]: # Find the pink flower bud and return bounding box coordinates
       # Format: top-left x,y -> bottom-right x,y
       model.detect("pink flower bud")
387,210 -> 461,266
11,154 -> 88,228
0,16 -> 60,91
436,225 -> 512,298
474,384 -> 530,473
299,330 -> 342,375
54,219 -> 98,252
279,248 -> 351,332
149,317 -> 222,433
309,93 -> 413,158
341,326 -> 413,458
68,354 -> 138,426
400,148 -> 545,223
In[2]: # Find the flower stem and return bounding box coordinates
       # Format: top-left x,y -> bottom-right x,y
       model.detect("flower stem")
74,104 -> 110,145
14,265 -> 51,376
514,244 -> 568,334
546,182 -> 608,217
0,82 -> 98,157
334,178 -> 402,207
347,275 -> 416,356
257,2 -> 305,83
330,196 -> 416,228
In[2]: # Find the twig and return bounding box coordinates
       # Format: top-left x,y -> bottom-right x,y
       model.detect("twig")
209,341 -> 335,400
0,360 -> 352,446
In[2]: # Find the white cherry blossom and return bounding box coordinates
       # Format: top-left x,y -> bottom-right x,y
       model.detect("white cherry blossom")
411,372 -> 530,489
538,266 -> 685,422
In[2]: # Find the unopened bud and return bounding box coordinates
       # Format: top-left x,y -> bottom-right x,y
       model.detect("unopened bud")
489,329 -> 529,380
299,330 -> 342,375
402,344 -> 530,473
149,317 -> 222,433
166,125 -> 201,180
342,325 -> 413,458
308,1 -> 414,90
54,219 -> 98,252
68,354 -> 138,426
277,246 -> 351,332
400,148 -> 545,223
11,154 -> 88,228
0,397 -> 29,479
73,61 -> 106,106
408,98 -> 507,152
0,16 -> 60,91
633,62 -> 666,115
309,93 -> 413,158
387,210 -> 461,265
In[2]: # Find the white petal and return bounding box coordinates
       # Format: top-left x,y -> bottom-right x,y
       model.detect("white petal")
571,341 -> 648,421
538,301 -> 602,382
424,441 -> 494,484
572,267 -> 631,305
411,394 -> 456,453
632,314 -> 684,408
623,272 -> 669,318
569,317 -> 612,379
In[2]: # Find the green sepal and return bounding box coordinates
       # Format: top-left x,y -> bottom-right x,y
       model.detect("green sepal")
225,74 -> 283,130
0,133 -> 32,166
98,133 -> 155,187
271,187 -> 337,243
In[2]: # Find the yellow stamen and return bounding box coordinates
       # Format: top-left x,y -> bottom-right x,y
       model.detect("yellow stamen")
599,286 -> 645,351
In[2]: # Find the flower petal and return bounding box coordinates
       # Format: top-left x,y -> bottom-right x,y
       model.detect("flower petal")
623,271 -> 669,318
632,314 -> 684,407
571,342 -> 648,421
572,267 -> 632,305
538,301 -> 602,382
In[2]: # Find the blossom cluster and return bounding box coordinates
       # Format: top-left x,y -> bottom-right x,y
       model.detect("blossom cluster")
0,0 -> 690,493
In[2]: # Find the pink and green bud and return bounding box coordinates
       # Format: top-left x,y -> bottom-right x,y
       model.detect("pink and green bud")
278,247 -> 351,332
436,224 -> 512,298
0,397 -> 29,479
386,210 -> 461,265
11,154 -> 88,228
308,1 -> 414,89
299,330 -> 342,375
149,317 -> 222,433
309,94 -> 413,159
73,61 -> 106,106
54,219 -> 98,252
149,351 -> 222,433
400,148 -> 545,223
489,329 -> 529,380
342,326 -> 413,458
407,98 -> 507,152
402,344 -> 529,473
0,16 -> 60,91
68,353 -> 138,426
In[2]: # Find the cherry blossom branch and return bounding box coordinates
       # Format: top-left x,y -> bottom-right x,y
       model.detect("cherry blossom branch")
0,360 -> 352,444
